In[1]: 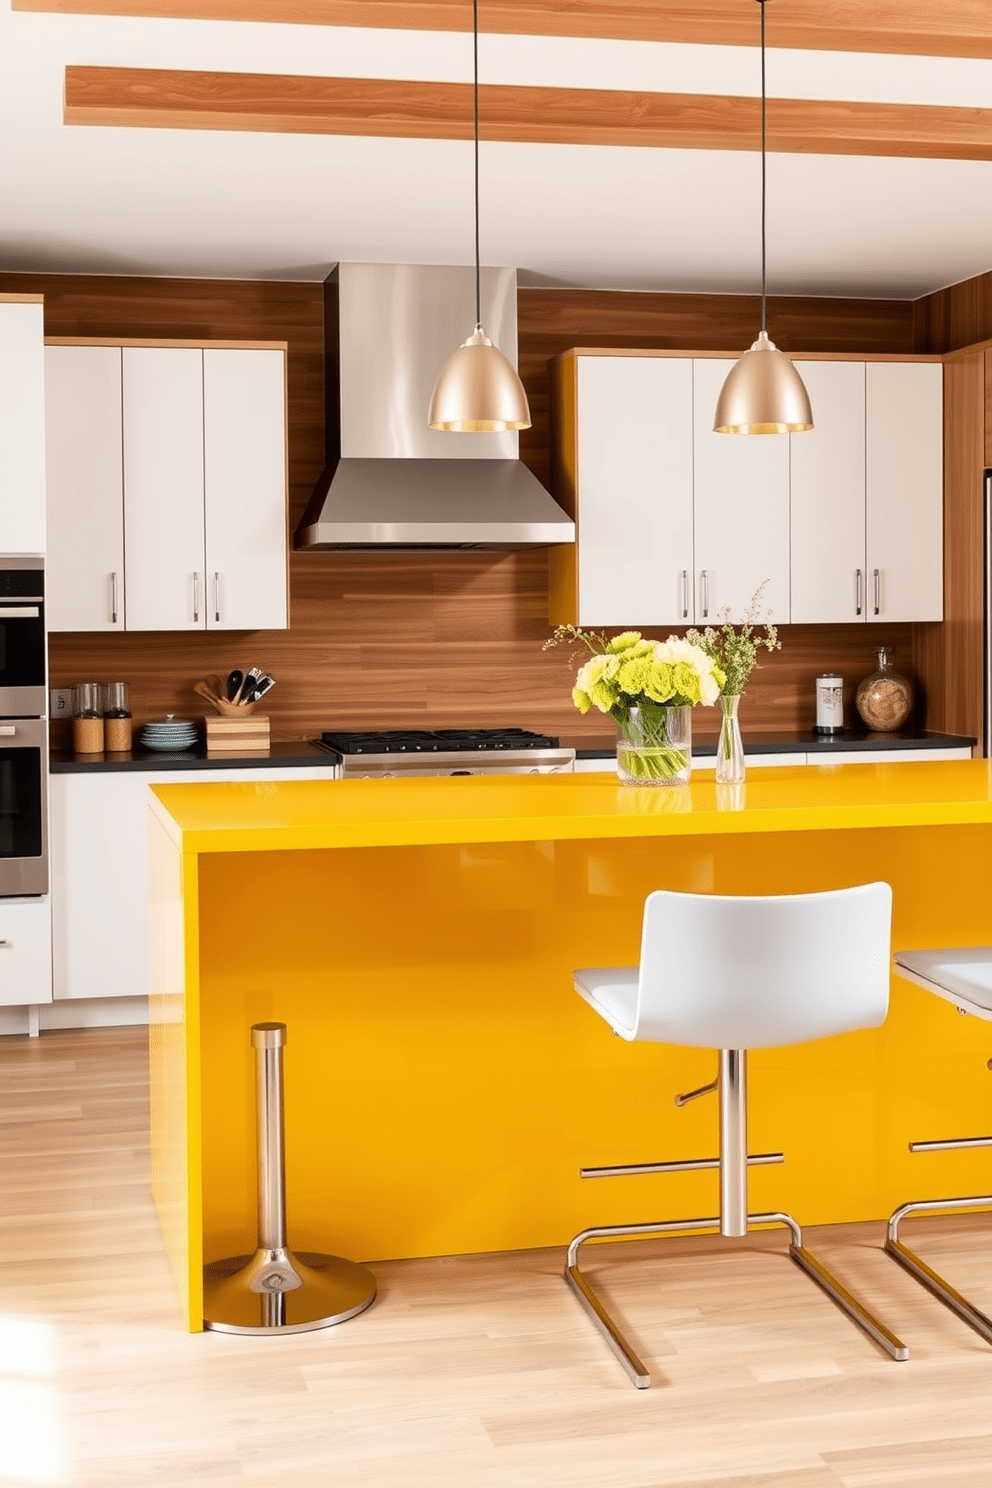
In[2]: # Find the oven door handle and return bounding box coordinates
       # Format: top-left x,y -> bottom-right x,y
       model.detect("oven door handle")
0,606 -> 40,618
0,726 -> 16,736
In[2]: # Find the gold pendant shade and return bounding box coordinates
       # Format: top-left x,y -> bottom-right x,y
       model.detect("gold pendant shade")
712,331 -> 814,435
428,326 -> 531,433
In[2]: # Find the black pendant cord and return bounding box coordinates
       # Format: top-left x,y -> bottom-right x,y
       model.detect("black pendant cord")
473,0 -> 482,330
759,0 -> 767,336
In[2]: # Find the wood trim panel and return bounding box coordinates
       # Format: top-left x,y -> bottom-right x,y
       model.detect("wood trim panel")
912,354 -> 985,744
45,335 -> 287,349
62,68 -> 992,162
15,1 -> 992,60
0,293 -> 45,303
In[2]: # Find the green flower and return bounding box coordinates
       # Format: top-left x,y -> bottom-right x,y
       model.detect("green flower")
572,684 -> 592,713
606,631 -> 654,659
643,661 -> 676,703
671,661 -> 701,702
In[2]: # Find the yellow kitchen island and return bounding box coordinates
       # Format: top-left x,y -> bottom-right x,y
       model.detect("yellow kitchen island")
148,762 -> 992,1330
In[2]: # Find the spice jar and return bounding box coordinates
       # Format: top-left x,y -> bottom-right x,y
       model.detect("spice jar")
103,681 -> 133,753
72,682 -> 105,754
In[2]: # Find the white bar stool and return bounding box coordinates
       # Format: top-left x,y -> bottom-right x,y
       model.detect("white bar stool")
567,882 -> 907,1388
888,948 -> 992,1344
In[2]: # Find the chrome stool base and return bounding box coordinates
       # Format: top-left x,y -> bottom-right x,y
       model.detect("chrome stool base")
885,1194 -> 992,1346
204,1247 -> 377,1335
566,1210 -> 909,1388
204,1022 -> 377,1336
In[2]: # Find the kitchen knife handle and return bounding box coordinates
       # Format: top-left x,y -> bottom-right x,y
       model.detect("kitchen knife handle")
855,568 -> 863,616
192,572 -> 200,624
873,568 -> 880,616
213,572 -> 220,624
700,569 -> 709,619
111,571 -> 119,625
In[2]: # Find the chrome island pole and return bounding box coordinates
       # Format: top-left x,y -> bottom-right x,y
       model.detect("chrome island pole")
203,1022 -> 377,1334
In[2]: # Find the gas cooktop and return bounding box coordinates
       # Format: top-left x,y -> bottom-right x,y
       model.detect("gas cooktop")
317,727 -> 560,755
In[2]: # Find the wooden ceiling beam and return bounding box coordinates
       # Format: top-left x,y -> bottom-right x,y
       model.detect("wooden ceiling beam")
16,1 -> 992,61
64,66 -> 992,163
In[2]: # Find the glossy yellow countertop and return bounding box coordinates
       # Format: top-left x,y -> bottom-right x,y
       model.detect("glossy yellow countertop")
149,757 -> 992,855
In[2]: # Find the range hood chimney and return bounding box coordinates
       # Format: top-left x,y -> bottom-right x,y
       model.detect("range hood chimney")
294,263 -> 575,551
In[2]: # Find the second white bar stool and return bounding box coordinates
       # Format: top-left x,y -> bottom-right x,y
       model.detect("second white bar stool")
567,882 -> 907,1387
887,948 -> 992,1343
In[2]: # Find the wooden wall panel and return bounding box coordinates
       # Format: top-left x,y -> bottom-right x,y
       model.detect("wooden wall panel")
912,354 -> 985,745
915,267 -> 992,356
0,269 -> 927,743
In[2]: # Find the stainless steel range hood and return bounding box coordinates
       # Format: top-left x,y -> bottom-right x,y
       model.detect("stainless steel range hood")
294,263 -> 575,551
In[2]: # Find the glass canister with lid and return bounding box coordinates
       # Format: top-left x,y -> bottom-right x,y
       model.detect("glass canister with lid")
103,681 -> 133,752
72,682 -> 105,753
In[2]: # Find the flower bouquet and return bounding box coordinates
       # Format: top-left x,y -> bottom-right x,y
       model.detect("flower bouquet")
545,627 -> 724,785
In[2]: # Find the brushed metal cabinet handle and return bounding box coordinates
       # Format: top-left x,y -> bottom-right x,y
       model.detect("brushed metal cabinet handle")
111,571 -> 119,625
193,572 -> 200,624
681,570 -> 689,619
855,568 -> 863,616
213,572 -> 220,625
700,569 -> 710,619
873,568 -> 881,616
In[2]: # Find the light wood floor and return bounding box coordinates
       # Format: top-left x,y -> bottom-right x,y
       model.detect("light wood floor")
1,1026 -> 990,1487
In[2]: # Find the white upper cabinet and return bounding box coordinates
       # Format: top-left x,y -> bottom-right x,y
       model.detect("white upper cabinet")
46,342 -> 289,632
692,359 -> 791,624
552,350 -> 943,631
790,361 -> 867,624
575,355 -> 694,625
203,349 -> 288,631
123,347 -> 206,632
45,345 -> 125,631
865,361 -> 943,623
0,300 -> 47,554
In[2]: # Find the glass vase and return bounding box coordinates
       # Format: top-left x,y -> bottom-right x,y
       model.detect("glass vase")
855,647 -> 914,732
715,694 -> 745,784
616,704 -> 691,787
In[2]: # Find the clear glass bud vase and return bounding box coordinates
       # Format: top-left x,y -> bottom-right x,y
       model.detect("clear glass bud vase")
715,694 -> 745,784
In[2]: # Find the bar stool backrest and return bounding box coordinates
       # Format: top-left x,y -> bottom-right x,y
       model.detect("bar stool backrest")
634,882 -> 893,1049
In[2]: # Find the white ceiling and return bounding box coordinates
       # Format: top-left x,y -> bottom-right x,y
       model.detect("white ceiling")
5,6 -> 992,298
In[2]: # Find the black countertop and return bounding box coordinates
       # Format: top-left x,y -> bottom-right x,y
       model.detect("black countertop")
50,729 -> 977,772
50,740 -> 339,773
565,728 -> 977,760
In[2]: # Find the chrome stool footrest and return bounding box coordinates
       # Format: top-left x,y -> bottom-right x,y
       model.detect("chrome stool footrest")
885,1194 -> 992,1345
566,1209 -> 908,1388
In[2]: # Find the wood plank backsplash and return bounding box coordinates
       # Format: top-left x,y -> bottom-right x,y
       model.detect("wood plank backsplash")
0,270 -> 932,741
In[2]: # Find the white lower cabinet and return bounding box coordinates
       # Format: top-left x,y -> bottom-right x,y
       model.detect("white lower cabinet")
50,768 -> 332,1002
0,897 -> 52,1006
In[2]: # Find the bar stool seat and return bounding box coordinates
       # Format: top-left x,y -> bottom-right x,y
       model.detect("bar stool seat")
567,882 -> 908,1387
886,948 -> 992,1344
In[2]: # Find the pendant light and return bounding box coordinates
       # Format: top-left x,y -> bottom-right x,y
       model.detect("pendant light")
428,0 -> 531,432
713,0 -> 813,435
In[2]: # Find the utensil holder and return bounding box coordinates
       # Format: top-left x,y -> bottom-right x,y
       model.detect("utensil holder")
202,1022 -> 377,1334
205,714 -> 270,753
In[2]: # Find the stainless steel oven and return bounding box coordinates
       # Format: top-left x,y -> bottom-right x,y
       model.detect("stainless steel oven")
0,557 -> 46,717
0,715 -> 48,895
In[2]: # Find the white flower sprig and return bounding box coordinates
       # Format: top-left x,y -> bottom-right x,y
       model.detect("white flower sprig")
685,581 -> 781,697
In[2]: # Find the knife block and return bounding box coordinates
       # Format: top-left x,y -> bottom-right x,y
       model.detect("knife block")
205,713 -> 270,754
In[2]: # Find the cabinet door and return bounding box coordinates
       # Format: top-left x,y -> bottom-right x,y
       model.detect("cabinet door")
692,359 -> 791,623
45,346 -> 125,632
865,362 -> 943,623
123,348 -> 206,630
790,361 -> 866,624
576,356 -> 694,625
0,301 -> 47,554
0,896 -> 52,1006
51,768 -> 337,1001
203,349 -> 288,631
